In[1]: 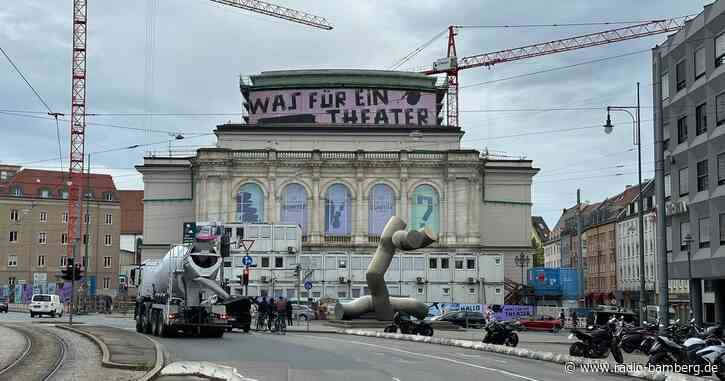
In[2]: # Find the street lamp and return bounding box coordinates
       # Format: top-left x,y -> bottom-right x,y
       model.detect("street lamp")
683,233 -> 694,319
603,82 -> 646,324
514,252 -> 530,304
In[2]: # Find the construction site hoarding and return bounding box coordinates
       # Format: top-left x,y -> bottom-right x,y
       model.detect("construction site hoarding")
246,88 -> 439,126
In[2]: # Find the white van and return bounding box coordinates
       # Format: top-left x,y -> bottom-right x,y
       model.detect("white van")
29,294 -> 63,318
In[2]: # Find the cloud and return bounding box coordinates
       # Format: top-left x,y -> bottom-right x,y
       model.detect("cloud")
0,0 -> 708,226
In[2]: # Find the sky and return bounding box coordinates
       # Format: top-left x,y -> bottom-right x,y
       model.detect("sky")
0,0 -> 713,228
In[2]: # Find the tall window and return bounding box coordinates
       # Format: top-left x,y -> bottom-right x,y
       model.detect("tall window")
695,46 -> 706,79
716,32 -> 725,67
38,232 -> 47,245
697,160 -> 709,192
324,184 -> 352,236
679,167 -> 689,196
699,217 -> 711,248
441,257 -> 449,269
680,221 -> 691,250
7,255 -> 17,267
719,154 -> 725,185
105,213 -> 112,225
410,184 -> 440,234
104,192 -> 114,201
368,184 -> 395,236
676,60 -> 686,91
280,183 -> 308,234
429,257 -> 437,269
104,256 -> 112,268
237,183 -> 265,223
84,213 -> 90,225
103,277 -> 110,289
61,233 -> 68,245
9,231 -> 18,242
661,72 -> 670,100
696,103 -> 707,135
61,211 -> 68,224
37,255 -> 45,267
104,234 -> 112,246
677,116 -> 688,144
10,209 -> 18,222
39,211 -> 47,222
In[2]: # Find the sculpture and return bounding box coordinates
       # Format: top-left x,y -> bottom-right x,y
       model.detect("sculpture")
334,216 -> 436,320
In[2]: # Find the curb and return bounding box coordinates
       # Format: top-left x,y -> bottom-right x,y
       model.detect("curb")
56,325 -> 159,373
137,335 -> 165,381
336,329 -> 705,381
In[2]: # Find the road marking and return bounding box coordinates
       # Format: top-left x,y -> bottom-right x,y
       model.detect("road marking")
302,335 -> 540,381
457,353 -> 507,363
392,378 -> 401,381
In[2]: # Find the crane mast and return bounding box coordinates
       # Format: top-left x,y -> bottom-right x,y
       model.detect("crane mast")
67,0 -> 88,258
420,17 -> 689,127
64,0 -> 331,261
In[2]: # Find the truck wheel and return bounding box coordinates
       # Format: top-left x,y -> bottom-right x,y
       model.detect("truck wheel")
159,320 -> 170,338
144,311 -> 153,335
212,328 -> 225,338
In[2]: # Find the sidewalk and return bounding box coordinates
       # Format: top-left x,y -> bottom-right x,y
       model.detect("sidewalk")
58,324 -> 160,371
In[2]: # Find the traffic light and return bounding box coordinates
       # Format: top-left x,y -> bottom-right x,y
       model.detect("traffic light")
73,263 -> 83,281
60,257 -> 74,281
294,264 -> 301,277
242,267 -> 250,286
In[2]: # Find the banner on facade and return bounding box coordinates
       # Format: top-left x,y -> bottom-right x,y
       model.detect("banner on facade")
427,303 -> 483,317
237,184 -> 264,223
411,185 -> 439,234
247,88 -> 439,126
325,185 -> 351,235
369,184 -> 395,236
281,184 -> 308,234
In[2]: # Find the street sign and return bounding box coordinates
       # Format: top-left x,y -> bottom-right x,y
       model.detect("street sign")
242,255 -> 253,266
239,239 -> 255,252
304,281 -> 313,290
182,222 -> 197,244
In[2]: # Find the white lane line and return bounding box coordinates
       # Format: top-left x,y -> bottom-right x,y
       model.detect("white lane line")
392,378 -> 401,381
303,335 -> 540,381
457,353 -> 507,363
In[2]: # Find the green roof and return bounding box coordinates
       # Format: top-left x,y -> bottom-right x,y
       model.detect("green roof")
243,69 -> 440,91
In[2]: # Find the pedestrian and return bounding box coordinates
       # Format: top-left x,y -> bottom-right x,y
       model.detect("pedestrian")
286,299 -> 293,326
485,305 -> 494,323
571,310 -> 578,328
258,297 -> 269,331
275,297 -> 287,333
267,298 -> 275,331
559,309 -> 566,326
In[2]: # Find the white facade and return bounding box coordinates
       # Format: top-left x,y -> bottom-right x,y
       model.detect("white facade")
543,239 -> 560,268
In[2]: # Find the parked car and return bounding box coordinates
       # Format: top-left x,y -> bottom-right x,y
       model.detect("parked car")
0,297 -> 8,313
292,304 -> 315,321
29,294 -> 63,318
435,311 -> 487,328
518,315 -> 562,332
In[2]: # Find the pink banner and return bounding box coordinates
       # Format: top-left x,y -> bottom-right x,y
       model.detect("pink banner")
247,88 -> 438,126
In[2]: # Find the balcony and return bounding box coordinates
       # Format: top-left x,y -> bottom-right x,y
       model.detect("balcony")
211,149 -> 481,163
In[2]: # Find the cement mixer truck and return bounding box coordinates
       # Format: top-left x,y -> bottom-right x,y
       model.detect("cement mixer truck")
133,234 -> 230,338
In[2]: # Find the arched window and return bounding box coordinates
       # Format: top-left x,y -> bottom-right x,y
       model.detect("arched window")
280,183 -> 308,234
324,184 -> 351,236
368,184 -> 395,236
410,184 -> 439,234
236,183 -> 264,223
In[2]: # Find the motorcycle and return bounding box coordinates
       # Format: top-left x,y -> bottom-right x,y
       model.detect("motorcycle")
568,318 -> 624,364
481,320 -> 519,347
384,312 -> 434,336
696,344 -> 725,381
646,336 -> 710,375
619,321 -> 659,355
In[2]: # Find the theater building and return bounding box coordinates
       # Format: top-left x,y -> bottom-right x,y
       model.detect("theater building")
137,69 -> 537,304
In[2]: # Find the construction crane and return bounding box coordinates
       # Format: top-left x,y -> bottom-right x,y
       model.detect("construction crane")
419,17 -> 689,127
65,0 -> 332,261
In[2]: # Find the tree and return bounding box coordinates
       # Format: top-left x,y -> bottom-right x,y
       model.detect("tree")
531,237 -> 545,267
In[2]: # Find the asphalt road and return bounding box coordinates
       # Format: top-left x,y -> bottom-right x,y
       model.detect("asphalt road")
157,331 -> 629,381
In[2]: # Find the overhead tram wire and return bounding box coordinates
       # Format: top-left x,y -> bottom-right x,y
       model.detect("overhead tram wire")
0,45 -> 64,172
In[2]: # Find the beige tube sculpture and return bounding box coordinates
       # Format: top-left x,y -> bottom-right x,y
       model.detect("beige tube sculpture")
334,216 -> 437,321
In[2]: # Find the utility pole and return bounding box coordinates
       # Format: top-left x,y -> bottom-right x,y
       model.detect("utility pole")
654,51 -> 670,330
69,243 -> 77,325
577,189 -> 584,305
636,83 -> 647,324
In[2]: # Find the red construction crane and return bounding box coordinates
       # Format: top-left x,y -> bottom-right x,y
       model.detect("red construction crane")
420,18 -> 689,127
65,0 -> 332,259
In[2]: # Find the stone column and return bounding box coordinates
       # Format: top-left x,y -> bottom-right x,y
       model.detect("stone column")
469,177 -> 481,245
221,175 -> 230,223
445,173 -> 456,244
355,168 -> 366,244
267,166 -> 276,223
201,175 -> 209,221
310,166 -> 321,244
455,179 -> 467,243
399,166 -> 408,222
